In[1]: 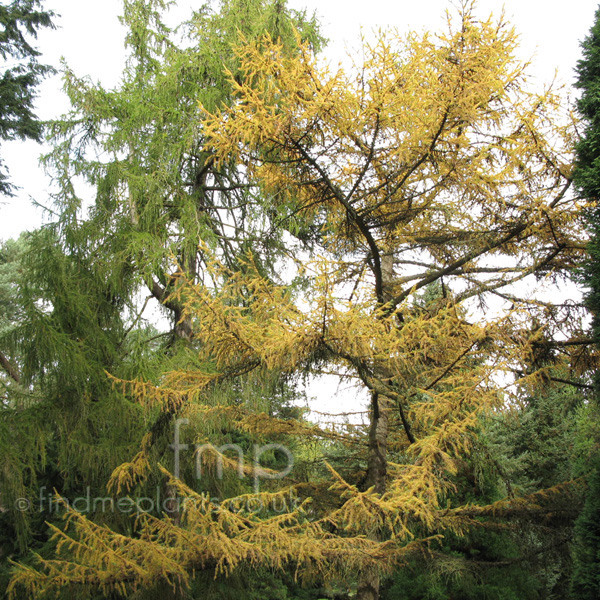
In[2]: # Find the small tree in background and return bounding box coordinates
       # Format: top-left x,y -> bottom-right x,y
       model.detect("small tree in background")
0,0 -> 54,196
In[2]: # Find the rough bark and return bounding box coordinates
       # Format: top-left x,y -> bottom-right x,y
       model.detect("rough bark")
365,391 -> 390,495
356,254 -> 395,600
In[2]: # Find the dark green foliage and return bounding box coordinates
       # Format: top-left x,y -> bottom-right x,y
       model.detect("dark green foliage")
379,381 -> 582,600
575,7 -> 600,199
571,453 -> 600,599
382,530 -> 542,600
571,456 -> 600,600
0,0 -> 55,195
187,568 -> 332,600
570,399 -> 600,599
575,6 -> 600,346
483,384 -> 582,598
487,385 -> 579,495
572,8 -> 600,598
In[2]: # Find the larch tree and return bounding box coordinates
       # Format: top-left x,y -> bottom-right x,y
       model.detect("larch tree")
8,2 -> 593,600
42,0 -> 321,339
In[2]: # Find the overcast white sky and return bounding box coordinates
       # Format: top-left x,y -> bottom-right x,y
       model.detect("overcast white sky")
1,0 -> 598,240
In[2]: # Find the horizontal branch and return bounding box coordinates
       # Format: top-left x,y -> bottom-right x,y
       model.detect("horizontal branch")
388,222 -> 529,311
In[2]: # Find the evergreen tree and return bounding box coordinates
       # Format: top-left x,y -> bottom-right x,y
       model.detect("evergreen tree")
571,6 -> 600,599
0,0 -> 55,195
42,0 -> 322,342
571,453 -> 600,599
0,1 -> 324,597
379,372 -> 584,600
575,6 -> 600,343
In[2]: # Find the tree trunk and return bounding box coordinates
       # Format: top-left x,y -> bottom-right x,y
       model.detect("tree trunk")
357,570 -> 381,600
356,254 -> 395,600
365,391 -> 390,495
356,391 -> 390,600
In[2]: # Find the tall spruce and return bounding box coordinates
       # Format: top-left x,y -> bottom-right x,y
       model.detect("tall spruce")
571,6 -> 600,599
576,6 -> 600,342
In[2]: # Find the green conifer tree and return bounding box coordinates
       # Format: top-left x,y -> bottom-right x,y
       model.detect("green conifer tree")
571,6 -> 600,599
0,0 -> 55,195
0,2 -> 324,597
571,454 -> 600,599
